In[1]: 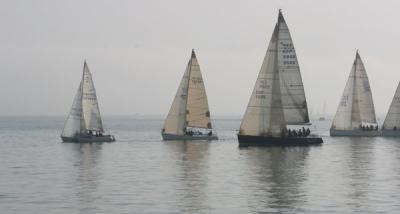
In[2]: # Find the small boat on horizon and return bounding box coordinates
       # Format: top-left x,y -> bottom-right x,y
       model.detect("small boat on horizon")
61,61 -> 115,143
330,51 -> 380,137
237,10 -> 323,147
161,50 -> 218,141
382,81 -> 400,137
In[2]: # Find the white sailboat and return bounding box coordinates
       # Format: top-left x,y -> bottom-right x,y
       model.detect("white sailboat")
330,51 -> 379,136
237,10 -> 323,147
382,81 -> 400,136
61,61 -> 115,143
162,50 -> 218,140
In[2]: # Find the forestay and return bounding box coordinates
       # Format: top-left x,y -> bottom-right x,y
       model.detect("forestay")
332,52 -> 377,130
81,62 -> 104,132
383,82 -> 400,130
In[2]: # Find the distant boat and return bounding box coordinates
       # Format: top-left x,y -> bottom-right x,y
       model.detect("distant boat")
382,81 -> 400,136
61,61 -> 115,143
237,10 -> 323,147
330,51 -> 379,136
319,101 -> 327,121
161,50 -> 218,140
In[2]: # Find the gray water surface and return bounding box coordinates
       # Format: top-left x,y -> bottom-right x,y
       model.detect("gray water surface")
1,116 -> 400,213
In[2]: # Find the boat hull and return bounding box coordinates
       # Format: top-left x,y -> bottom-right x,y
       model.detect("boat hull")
61,135 -> 115,143
162,133 -> 218,141
381,130 -> 400,137
330,129 -> 381,137
237,135 -> 323,147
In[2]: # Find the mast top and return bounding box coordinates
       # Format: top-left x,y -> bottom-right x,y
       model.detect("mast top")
278,9 -> 285,23
191,49 -> 196,58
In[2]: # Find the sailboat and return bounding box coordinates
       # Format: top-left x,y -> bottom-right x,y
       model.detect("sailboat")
161,50 -> 218,141
382,82 -> 400,136
237,10 -> 323,147
319,101 -> 326,121
61,61 -> 115,143
330,51 -> 379,136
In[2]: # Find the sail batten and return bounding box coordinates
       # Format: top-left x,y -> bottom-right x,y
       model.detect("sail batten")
332,52 -> 377,130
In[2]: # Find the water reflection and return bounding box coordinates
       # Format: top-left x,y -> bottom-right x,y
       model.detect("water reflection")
242,147 -> 310,212
69,143 -> 103,214
163,141 -> 211,212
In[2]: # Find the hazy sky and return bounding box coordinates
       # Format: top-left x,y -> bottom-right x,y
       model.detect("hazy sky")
1,0 -> 400,120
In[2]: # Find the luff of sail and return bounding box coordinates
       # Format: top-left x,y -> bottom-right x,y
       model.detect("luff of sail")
383,82 -> 400,130
61,81 -> 84,138
331,51 -> 377,130
277,12 -> 309,124
82,62 -> 104,132
239,24 -> 286,137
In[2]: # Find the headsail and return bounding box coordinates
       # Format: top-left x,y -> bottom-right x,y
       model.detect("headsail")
383,82 -> 400,130
186,50 -> 213,129
332,51 -> 377,130
61,81 -> 84,137
239,24 -> 285,137
277,12 -> 309,124
163,54 -> 191,135
81,62 -> 104,132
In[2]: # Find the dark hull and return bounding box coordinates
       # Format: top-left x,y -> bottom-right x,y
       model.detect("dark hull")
237,134 -> 323,147
330,129 -> 381,137
381,130 -> 400,137
162,133 -> 218,141
61,135 -> 115,143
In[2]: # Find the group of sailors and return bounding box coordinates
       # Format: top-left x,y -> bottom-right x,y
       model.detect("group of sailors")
287,127 -> 311,137
85,130 -> 103,137
185,130 -> 213,136
359,124 -> 378,131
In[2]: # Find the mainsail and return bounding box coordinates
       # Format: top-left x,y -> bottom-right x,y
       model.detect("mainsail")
239,10 -> 309,137
82,62 -> 104,132
277,12 -> 309,124
383,82 -> 400,130
331,51 -> 377,130
61,61 -> 104,138
163,50 -> 213,135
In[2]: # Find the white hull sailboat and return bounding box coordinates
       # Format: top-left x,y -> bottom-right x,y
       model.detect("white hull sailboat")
382,82 -> 400,137
61,61 -> 115,143
237,10 -> 323,147
330,51 -> 379,137
161,50 -> 218,141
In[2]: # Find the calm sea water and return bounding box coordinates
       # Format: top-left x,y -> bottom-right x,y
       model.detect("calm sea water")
1,116 -> 400,213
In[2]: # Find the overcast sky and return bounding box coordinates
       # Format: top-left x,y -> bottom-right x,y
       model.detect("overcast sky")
1,0 -> 399,120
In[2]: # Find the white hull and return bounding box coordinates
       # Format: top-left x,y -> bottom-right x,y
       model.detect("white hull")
162,133 -> 218,141
330,129 -> 380,137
